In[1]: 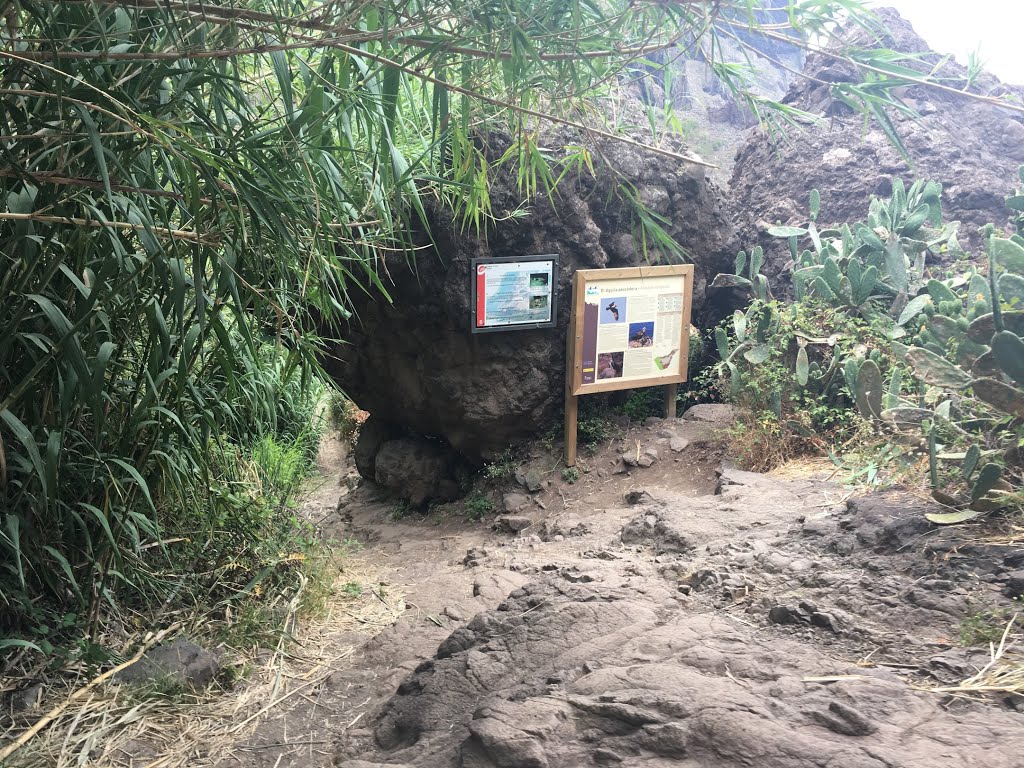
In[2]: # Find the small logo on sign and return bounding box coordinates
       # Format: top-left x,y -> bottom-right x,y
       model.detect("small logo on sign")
478,265 -> 487,275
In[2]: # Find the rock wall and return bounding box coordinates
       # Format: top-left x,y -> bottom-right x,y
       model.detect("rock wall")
323,134 -> 735,470
728,8 -> 1024,285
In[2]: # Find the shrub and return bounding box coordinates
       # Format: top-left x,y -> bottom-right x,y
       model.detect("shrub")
464,491 -> 496,521
484,448 -> 519,481
712,174 -> 1023,514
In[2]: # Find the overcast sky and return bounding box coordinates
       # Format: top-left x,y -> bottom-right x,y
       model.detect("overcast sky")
874,1 -> 1024,84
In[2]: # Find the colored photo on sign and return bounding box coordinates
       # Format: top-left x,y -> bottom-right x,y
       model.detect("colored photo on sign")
628,321 -> 654,348
529,273 -> 549,288
600,296 -> 626,324
597,352 -> 623,379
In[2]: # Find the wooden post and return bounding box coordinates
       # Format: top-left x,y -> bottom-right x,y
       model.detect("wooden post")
664,383 -> 677,420
564,387 -> 578,467
564,277 -> 579,467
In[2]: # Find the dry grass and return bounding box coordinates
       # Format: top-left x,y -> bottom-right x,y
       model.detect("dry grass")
927,615 -> 1024,699
1,558 -> 404,768
768,456 -> 839,480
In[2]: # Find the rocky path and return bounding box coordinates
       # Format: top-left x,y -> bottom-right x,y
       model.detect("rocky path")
225,408 -> 1024,768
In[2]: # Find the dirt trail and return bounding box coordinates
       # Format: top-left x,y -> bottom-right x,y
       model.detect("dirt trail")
222,408 -> 1024,768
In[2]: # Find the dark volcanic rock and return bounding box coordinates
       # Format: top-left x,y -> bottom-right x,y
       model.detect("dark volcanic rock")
1005,571 -> 1024,599
353,414 -> 402,481
495,515 -> 532,533
334,577 -> 1024,768
372,436 -> 466,506
620,508 -> 697,554
840,491 -> 937,553
729,8 -> 1024,289
324,134 -> 734,465
114,639 -> 220,689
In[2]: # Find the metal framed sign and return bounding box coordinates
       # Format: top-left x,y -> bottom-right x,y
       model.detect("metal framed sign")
565,264 -> 694,465
471,254 -> 558,333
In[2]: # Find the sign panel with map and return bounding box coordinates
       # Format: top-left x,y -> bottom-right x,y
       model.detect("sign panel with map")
569,266 -> 693,396
471,255 -> 558,333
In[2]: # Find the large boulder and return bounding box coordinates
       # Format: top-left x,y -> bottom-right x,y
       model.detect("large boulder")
373,437 -> 465,507
729,8 -> 1024,287
324,133 -> 735,465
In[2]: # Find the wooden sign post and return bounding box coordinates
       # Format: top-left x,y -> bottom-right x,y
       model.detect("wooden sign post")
565,265 -> 694,466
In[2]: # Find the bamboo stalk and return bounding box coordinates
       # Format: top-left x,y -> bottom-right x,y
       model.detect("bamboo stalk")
0,212 -> 213,243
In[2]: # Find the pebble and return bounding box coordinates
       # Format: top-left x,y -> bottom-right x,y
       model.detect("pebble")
495,515 -> 532,532
801,519 -> 832,537
810,611 -> 839,632
442,606 -> 465,622
514,468 -> 544,493
1004,570 -> 1024,599
502,492 -> 530,513
670,437 -> 690,453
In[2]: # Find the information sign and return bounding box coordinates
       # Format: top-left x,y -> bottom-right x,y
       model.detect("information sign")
471,255 -> 558,333
564,265 -> 694,465
570,266 -> 693,396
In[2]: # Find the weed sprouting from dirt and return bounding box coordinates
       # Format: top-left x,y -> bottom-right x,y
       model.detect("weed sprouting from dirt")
578,414 -> 614,445
484,448 -> 520,480
464,491 -> 496,521
390,499 -> 414,520
619,390 -> 662,422
960,608 -> 1020,647
342,581 -> 364,598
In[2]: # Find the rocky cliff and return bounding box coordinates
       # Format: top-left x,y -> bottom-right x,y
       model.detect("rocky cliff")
728,7 -> 1024,284
631,0 -> 805,176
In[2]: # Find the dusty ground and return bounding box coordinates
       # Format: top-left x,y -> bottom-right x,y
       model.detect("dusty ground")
212,407 -> 1023,768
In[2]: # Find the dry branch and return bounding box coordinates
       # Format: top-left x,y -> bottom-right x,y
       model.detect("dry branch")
0,623 -> 182,764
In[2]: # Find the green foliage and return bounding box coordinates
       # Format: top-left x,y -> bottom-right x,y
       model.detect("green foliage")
484,449 -> 519,481
959,608 -> 1017,647
464,491 -> 495,522
713,175 -> 1024,513
677,364 -> 722,413
896,177 -> 1024,517
251,432 -> 316,511
577,414 -> 614,445
620,390 -> 662,422
342,582 -> 364,598
561,467 -> 580,484
0,331 -> 326,662
389,499 -> 414,521
713,295 -> 891,451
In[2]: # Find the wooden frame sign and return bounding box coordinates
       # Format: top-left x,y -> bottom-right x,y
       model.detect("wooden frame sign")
564,265 -> 694,466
